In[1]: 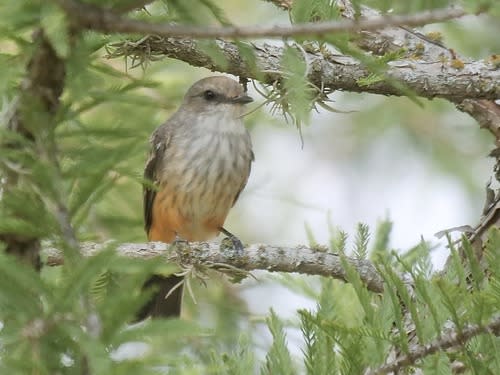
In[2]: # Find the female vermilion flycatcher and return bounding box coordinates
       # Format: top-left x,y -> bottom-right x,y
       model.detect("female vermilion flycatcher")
138,76 -> 254,319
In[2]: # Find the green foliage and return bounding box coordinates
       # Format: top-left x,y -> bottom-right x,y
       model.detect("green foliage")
291,0 -> 341,23
0,247 -> 205,374
279,45 -> 316,129
365,0 -> 454,13
262,310 -> 297,375
40,3 -> 69,58
160,0 -> 231,25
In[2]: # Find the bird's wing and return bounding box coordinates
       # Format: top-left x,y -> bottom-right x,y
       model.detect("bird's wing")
232,149 -> 254,207
143,127 -> 170,234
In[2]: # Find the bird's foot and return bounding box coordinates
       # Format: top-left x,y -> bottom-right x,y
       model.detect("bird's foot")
220,227 -> 244,255
173,233 -> 189,245
169,233 -> 190,253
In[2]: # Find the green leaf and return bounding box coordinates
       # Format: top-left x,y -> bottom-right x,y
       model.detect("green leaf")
353,223 -> 370,259
0,252 -> 51,318
261,309 -> 296,375
291,0 -> 340,23
40,3 -> 70,58
196,40 -> 229,70
0,0 -> 41,31
280,46 -> 314,128
371,218 -> 392,261
114,318 -> 204,347
54,248 -> 116,310
211,333 -> 255,375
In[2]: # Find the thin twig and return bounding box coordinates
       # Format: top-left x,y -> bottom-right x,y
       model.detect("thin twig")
56,0 -> 470,39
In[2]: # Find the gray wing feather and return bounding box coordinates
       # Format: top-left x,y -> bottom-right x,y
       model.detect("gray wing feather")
143,129 -> 169,233
232,149 -> 254,206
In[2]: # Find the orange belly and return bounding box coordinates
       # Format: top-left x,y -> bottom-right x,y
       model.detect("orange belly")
147,184 -> 231,242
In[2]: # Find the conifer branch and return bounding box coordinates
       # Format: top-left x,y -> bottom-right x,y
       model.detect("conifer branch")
43,241 -> 384,293
55,0 -> 471,39
368,315 -> 500,375
0,30 -> 66,270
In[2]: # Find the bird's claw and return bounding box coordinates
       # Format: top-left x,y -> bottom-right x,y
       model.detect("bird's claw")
220,235 -> 244,255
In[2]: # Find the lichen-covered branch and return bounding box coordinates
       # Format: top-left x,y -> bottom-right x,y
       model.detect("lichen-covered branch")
109,36 -> 498,103
334,0 -> 500,145
53,0 -> 498,102
44,241 -> 384,293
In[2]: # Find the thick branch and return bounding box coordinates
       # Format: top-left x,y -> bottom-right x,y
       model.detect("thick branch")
111,36 -> 498,102
54,1 -> 497,102
335,0 -> 500,144
56,0 -> 470,39
369,315 -> 500,375
44,241 -> 384,293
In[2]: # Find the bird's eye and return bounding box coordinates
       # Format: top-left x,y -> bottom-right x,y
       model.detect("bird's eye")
203,90 -> 216,101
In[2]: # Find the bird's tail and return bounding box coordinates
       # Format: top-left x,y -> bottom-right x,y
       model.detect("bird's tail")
135,274 -> 184,320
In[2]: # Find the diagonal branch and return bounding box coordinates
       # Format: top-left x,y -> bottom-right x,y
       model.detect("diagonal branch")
44,241 -> 384,293
368,315 -> 500,375
55,0 -> 472,39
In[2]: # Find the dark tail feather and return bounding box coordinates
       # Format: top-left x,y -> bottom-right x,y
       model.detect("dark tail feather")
135,275 -> 184,320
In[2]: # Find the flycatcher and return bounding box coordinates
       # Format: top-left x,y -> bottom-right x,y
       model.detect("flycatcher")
138,76 -> 254,319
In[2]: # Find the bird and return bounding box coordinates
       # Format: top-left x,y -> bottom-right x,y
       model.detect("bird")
137,76 -> 254,319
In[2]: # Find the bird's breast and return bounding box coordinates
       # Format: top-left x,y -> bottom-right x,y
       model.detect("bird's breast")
158,119 -> 252,225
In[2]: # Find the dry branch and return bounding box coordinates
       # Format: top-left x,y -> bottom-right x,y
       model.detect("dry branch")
44,241 -> 384,293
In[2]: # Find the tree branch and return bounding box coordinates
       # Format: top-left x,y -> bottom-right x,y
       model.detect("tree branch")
44,241 -> 384,293
110,36 -> 498,102
53,1 -> 498,102
334,0 -> 500,143
368,315 -> 500,375
55,0 -> 471,39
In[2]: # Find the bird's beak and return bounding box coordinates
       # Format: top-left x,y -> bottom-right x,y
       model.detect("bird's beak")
231,94 -> 253,104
